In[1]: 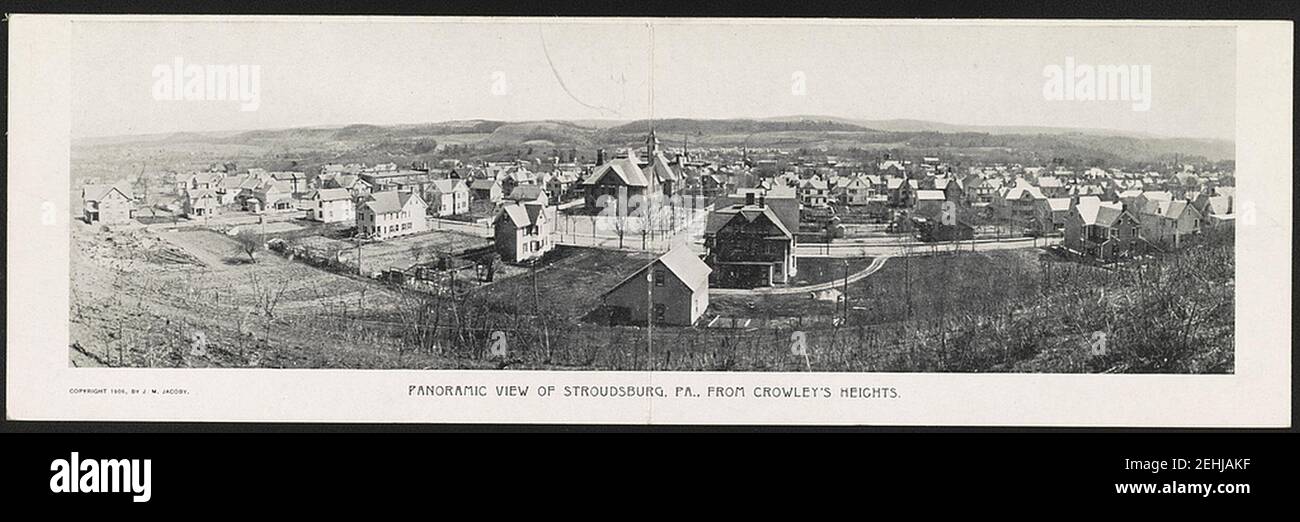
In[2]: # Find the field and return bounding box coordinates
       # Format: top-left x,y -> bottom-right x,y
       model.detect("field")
69,222 -> 464,369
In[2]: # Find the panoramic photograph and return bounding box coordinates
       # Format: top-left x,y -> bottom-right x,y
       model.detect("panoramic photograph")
68,20 -> 1236,373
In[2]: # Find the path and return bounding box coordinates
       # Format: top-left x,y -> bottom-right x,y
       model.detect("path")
710,256 -> 891,296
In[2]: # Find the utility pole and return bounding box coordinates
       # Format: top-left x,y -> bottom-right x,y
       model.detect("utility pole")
531,259 -> 551,360
355,234 -> 363,276
646,268 -> 654,371
842,258 -> 850,325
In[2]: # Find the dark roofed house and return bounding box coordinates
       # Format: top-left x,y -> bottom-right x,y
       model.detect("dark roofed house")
601,245 -> 711,326
582,154 -> 651,214
704,202 -> 797,288
1063,196 -> 1142,261
470,178 -> 504,203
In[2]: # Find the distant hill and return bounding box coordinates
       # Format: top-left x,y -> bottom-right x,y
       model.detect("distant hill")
73,116 -> 1234,164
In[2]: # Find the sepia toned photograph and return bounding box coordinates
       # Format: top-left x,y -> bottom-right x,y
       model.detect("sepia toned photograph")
65,19 -> 1239,374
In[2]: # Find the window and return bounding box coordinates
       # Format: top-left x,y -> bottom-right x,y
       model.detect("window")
654,304 -> 666,323
654,269 -> 665,287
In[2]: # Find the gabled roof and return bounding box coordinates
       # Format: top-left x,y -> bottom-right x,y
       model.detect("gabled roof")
1004,181 -> 1046,201
82,184 -> 130,202
583,156 -> 649,188
499,202 -> 547,228
429,179 -> 467,194
470,178 -> 501,190
1207,195 -> 1233,215
643,152 -> 679,183
1074,196 -> 1129,227
1045,198 -> 1072,212
188,188 -> 218,200
363,191 -> 422,214
313,188 -> 352,201
604,245 -> 712,297
1036,176 -> 1064,188
507,184 -> 548,202
704,205 -> 794,239
800,179 -> 829,190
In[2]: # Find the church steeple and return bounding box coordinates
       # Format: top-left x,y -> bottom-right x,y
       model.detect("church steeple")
646,127 -> 660,159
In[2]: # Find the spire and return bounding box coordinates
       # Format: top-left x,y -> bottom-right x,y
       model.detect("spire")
646,126 -> 659,159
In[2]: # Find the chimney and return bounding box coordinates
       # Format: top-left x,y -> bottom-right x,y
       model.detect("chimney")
596,149 -> 606,165
759,193 -> 766,208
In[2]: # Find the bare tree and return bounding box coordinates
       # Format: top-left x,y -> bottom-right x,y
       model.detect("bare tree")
234,228 -> 263,263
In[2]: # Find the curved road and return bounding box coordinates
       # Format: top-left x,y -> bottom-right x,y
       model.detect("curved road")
710,255 -> 891,296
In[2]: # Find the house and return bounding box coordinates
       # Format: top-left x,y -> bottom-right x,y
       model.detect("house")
1032,198 -> 1072,235
357,190 -> 429,240
81,184 -> 133,224
426,179 -> 470,217
470,179 -> 504,203
494,202 -> 556,263
321,174 -> 372,199
183,189 -> 220,218
271,171 -> 308,194
799,179 -> 830,207
997,181 -> 1047,225
306,188 -> 355,223
1138,199 -> 1203,249
1036,176 -> 1066,197
582,154 -> 650,214
215,175 -> 249,205
545,171 -> 581,203
841,176 -> 875,206
1204,195 -> 1235,227
963,176 -> 1003,204
601,246 -> 712,326
246,180 -> 295,213
1063,197 -> 1142,262
912,190 -> 950,219
885,177 -> 918,207
704,198 -> 797,288
642,144 -> 680,197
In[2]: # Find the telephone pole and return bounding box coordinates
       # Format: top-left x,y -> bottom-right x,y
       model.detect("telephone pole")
531,260 -> 551,360
841,258 -> 850,325
646,268 -> 654,371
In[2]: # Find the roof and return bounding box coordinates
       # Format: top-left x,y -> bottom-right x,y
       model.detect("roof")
584,156 -> 649,187
1207,195 -> 1233,215
643,152 -> 679,183
604,245 -> 712,297
1045,198 -> 1072,212
1074,196 -> 1128,227
915,190 -> 946,201
470,179 -> 501,190
314,188 -> 352,201
429,179 -> 467,193
1004,181 -> 1046,201
801,179 -> 829,190
499,202 -> 546,228
507,184 -> 548,202
82,184 -> 129,202
188,189 -> 218,200
704,205 -> 794,240
362,191 -> 421,214
1037,176 -> 1064,188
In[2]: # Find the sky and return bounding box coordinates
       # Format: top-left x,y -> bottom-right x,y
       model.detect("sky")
70,18 -> 1237,140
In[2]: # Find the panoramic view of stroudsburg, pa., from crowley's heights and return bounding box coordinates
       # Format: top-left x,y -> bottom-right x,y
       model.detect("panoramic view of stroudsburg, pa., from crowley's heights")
71,115 -> 1236,373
